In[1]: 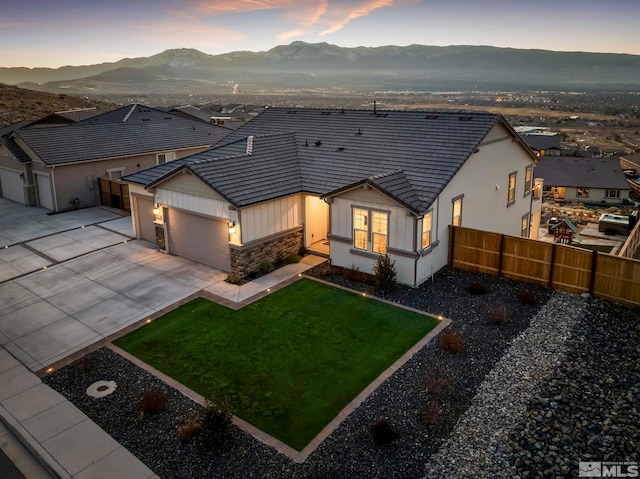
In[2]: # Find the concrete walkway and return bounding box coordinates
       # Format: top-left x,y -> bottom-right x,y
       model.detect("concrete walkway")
0,198 -> 327,477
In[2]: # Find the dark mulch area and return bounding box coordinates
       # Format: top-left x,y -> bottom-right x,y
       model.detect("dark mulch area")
43,266 -> 552,479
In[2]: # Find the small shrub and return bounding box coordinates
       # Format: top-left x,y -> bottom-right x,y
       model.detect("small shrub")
77,352 -> 93,372
441,330 -> 465,354
425,372 -> 450,398
286,253 -> 301,264
369,419 -> 399,447
372,254 -> 397,295
468,282 -> 487,295
421,401 -> 441,425
178,415 -> 201,441
517,290 -> 538,306
488,304 -> 508,325
298,245 -> 308,257
260,262 -> 275,274
225,272 -> 243,285
140,390 -> 167,416
315,262 -> 334,276
199,397 -> 233,447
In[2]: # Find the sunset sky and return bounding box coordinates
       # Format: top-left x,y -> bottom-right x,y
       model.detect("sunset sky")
2,0 -> 639,68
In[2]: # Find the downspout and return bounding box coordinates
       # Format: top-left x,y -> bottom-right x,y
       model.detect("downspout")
528,166 -> 534,237
50,166 -> 59,212
413,215 -> 419,288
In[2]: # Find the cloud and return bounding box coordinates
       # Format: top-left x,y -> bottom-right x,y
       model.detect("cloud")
175,0 -> 396,45
277,29 -> 306,41
319,0 -> 395,35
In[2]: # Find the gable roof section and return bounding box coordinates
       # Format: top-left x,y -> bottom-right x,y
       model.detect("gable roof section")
322,170 -> 426,214
146,133 -> 303,207
535,156 -> 630,189
12,104 -> 230,166
128,108 -> 531,213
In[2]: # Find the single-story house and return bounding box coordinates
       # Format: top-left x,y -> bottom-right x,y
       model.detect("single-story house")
0,104 -> 230,211
124,108 -> 541,287
521,134 -> 561,156
535,156 -> 631,205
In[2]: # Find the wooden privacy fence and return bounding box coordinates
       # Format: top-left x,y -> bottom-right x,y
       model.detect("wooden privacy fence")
99,178 -> 130,212
448,225 -> 640,308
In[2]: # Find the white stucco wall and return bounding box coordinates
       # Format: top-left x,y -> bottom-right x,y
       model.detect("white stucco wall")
327,123 -> 538,287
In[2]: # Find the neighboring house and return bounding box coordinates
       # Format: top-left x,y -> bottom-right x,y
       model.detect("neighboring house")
0,104 -> 230,211
521,134 -> 562,156
165,105 -> 213,123
124,108 -> 540,287
535,156 -> 631,205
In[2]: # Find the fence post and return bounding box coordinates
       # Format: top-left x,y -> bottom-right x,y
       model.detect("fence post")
589,250 -> 598,296
497,234 -> 505,277
548,243 -> 556,288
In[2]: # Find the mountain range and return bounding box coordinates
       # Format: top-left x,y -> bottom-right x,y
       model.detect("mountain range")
2,42 -> 640,95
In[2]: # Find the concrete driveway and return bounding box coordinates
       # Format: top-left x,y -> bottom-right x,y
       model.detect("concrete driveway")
0,199 -> 228,371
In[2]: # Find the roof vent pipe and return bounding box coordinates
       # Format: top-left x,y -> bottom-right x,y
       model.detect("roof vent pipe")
246,135 -> 254,155
373,100 -> 377,115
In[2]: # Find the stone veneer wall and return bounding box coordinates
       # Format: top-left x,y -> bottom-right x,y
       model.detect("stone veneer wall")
24,185 -> 36,206
230,229 -> 303,277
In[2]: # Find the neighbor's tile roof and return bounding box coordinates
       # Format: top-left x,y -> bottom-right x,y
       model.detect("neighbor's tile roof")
521,134 -> 561,151
126,108 -> 528,212
12,104 -> 230,166
0,122 -> 31,164
534,156 -> 630,189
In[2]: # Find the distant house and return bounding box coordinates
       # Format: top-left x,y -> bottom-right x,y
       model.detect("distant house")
0,104 -> 230,211
535,156 -> 631,205
521,134 -> 561,156
124,108 -> 540,287
166,105 -> 213,123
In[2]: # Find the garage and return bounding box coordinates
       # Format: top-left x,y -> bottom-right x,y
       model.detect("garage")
135,195 -> 157,243
35,172 -> 54,210
0,167 -> 25,204
166,208 -> 231,271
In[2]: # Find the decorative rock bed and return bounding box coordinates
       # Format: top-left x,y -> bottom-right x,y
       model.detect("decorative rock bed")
42,267 -> 638,478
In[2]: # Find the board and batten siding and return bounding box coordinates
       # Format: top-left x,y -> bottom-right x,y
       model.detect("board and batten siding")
241,194 -> 302,244
155,189 -> 234,222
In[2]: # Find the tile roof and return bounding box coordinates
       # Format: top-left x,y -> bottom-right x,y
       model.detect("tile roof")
126,108 -> 529,212
534,156 -> 630,189
13,104 -> 230,166
0,122 -> 31,164
521,134 -> 561,151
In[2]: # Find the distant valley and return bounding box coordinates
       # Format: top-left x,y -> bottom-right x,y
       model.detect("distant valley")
3,42 -> 640,98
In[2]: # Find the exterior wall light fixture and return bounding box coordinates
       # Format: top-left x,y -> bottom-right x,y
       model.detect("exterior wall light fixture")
228,221 -> 237,234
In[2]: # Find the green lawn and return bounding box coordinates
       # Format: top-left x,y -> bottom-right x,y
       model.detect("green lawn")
114,278 -> 438,451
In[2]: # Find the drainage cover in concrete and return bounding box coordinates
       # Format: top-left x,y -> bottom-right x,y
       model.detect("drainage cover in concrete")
86,380 -> 117,398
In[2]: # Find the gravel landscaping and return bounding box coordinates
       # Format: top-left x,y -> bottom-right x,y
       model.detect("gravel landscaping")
42,266 -> 638,478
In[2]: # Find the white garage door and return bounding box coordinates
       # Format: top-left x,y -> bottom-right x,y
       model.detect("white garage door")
35,173 -> 54,210
135,195 -> 157,243
0,168 -> 24,204
166,209 -> 231,271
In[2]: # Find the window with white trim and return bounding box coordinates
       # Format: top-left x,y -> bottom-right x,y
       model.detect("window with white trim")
508,171 -> 517,206
422,211 -> 433,249
452,196 -> 463,227
352,208 -> 388,254
106,167 -> 125,180
524,165 -> 532,196
353,208 -> 368,250
157,152 -> 176,164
